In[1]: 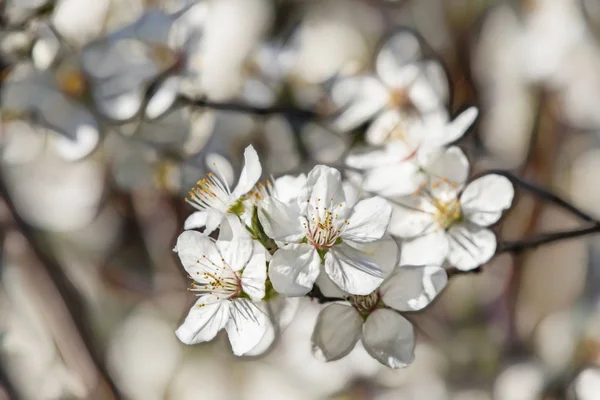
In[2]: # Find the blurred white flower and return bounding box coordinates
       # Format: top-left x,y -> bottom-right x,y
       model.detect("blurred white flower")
346,107 -> 478,197
174,230 -> 272,356
493,362 -> 545,400
184,145 -> 261,235
312,265 -> 447,368
331,30 -> 454,133
390,150 -> 514,270
572,368 -> 600,400
2,63 -> 100,161
259,165 -> 399,295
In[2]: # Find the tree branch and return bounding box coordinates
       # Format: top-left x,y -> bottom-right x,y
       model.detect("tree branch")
447,224 -> 600,277
484,169 -> 599,224
178,95 -> 318,118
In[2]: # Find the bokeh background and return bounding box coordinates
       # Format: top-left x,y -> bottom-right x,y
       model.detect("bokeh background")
2,0 -> 600,399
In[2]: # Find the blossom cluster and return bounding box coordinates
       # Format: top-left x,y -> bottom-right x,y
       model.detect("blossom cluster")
175,127 -> 514,369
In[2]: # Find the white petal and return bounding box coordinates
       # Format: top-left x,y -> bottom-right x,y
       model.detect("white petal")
184,211 -> 208,230
145,76 -> 180,119
387,202 -> 436,238
268,244 -> 321,296
362,162 -> 425,197
365,109 -> 422,151
362,309 -> 415,368
311,303 -> 362,361
232,145 -> 262,199
273,174 -> 306,204
407,72 -> 446,115
316,271 -> 350,298
226,299 -> 270,356
342,180 -> 361,209
380,265 -> 447,311
176,300 -> 230,345
300,165 -> 349,219
439,106 -> 478,146
325,242 -> 389,295
343,197 -> 391,243
460,174 -> 514,226
258,197 -> 305,242
421,146 -> 470,196
174,230 -> 221,279
244,316 -> 276,357
216,239 -> 253,272
447,225 -> 497,271
376,31 -> 422,88
399,231 -> 450,266
50,124 -> 99,161
241,252 -> 267,301
345,147 -> 405,169
420,60 -> 449,106
330,75 -> 389,132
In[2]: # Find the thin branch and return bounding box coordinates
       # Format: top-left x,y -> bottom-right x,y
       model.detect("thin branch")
484,169 -> 599,224
178,95 -> 318,118
447,224 -> 600,277
307,285 -> 345,304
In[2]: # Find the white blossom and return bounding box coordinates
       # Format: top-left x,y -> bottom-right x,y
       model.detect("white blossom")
258,165 -> 399,296
174,230 -> 272,356
389,147 -> 514,271
311,265 -> 447,368
184,145 -> 262,235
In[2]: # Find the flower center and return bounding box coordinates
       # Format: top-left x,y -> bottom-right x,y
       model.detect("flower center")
388,88 -> 412,110
432,198 -> 463,230
186,172 -> 232,213
349,292 -> 381,317
188,255 -> 241,305
56,66 -> 87,98
302,199 -> 348,249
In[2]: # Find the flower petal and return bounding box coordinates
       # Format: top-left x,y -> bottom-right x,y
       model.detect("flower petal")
241,252 -> 267,301
362,162 -> 425,197
145,76 -> 180,119
226,299 -> 270,356
380,265 -> 447,311
420,60 -> 449,106
343,197 -> 391,243
300,165 -> 349,221
399,231 -> 450,266
184,211 -> 209,230
438,106 -> 478,146
273,174 -> 307,204
325,242 -> 389,295
376,31 -> 422,88
316,271 -> 349,298
362,309 -> 415,368
330,75 -> 389,132
176,299 -> 230,345
232,145 -> 262,199
447,225 -> 496,271
216,238 -> 253,272
311,303 -> 362,361
421,146 -> 470,196
174,230 -> 221,279
460,174 -> 514,226
258,196 -> 305,242
50,124 -> 100,161
387,201 -> 436,238
268,244 -> 321,296
365,109 -> 423,150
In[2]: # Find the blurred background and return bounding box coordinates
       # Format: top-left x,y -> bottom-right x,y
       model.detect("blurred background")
2,0 -> 600,399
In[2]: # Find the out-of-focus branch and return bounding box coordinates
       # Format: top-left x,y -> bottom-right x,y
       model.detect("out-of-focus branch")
484,169 -> 599,224
447,224 -> 600,278
0,178 -> 122,400
178,95 -> 319,118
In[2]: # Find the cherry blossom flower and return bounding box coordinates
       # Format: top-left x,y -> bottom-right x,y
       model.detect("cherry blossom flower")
389,148 -> 514,271
311,265 -> 447,368
184,145 -> 262,235
258,165 -> 399,296
174,230 -> 272,356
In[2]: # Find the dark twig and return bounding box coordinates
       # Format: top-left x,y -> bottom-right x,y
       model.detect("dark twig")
483,169 -> 599,224
178,95 -> 318,118
307,285 -> 345,304
447,224 -> 600,277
